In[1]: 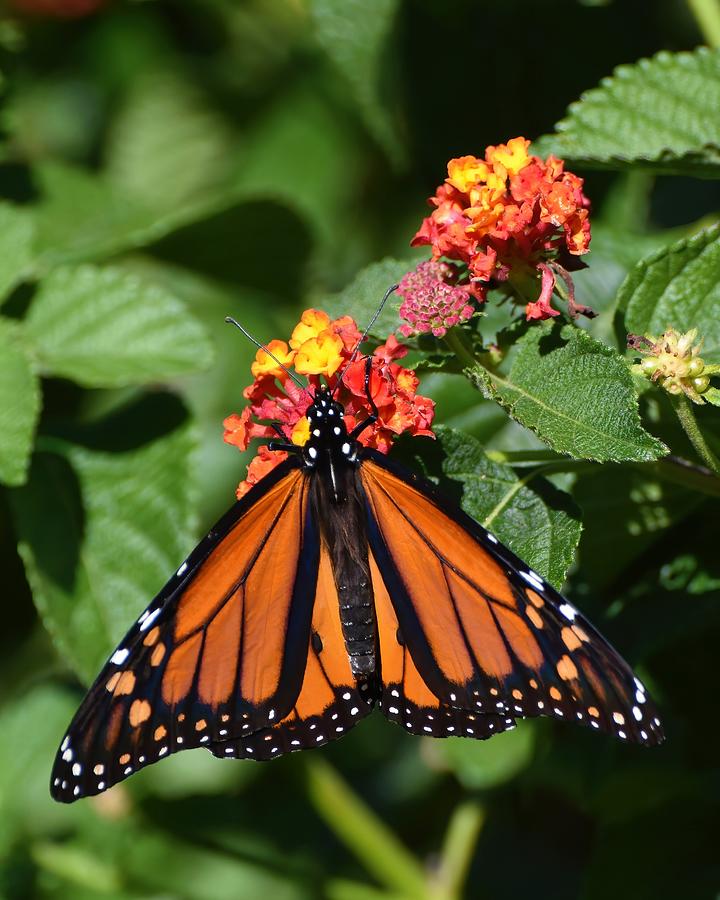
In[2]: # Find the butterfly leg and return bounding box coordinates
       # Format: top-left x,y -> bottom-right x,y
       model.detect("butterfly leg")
268,423 -> 302,454
348,356 -> 378,441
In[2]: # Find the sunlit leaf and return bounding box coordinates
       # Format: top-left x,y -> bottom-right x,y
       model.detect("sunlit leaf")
106,70 -> 237,214
616,224 -> 720,363
435,426 -> 582,588
535,47 -> 720,177
470,324 -> 667,462
24,265 -> 214,387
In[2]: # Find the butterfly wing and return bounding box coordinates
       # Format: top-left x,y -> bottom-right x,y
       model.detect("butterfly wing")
359,452 -> 664,746
209,543 -> 373,760
51,460 -> 321,803
369,550 -> 517,741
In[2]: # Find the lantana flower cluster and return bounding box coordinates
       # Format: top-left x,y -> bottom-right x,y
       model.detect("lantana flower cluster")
404,136 -> 592,326
224,309 -> 435,496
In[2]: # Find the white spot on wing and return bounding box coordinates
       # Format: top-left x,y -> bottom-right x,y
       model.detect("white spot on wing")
177,562 -> 188,577
110,648 -> 129,665
559,603 -> 576,622
520,570 -> 544,591
140,608 -> 161,632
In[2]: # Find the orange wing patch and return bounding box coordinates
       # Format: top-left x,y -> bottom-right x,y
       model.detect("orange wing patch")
370,552 -> 516,740
210,544 -> 372,761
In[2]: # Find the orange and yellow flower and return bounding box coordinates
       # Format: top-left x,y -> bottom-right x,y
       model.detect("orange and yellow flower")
411,137 -> 592,321
224,309 -> 435,497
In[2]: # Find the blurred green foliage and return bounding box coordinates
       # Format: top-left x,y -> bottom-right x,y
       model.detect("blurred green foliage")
1,1 -> 720,898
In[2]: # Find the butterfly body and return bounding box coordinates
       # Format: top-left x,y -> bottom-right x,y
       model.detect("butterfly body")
50,380 -> 664,804
288,385 -> 377,676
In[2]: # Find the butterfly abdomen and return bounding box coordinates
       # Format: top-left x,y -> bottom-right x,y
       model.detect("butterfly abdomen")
311,466 -> 376,678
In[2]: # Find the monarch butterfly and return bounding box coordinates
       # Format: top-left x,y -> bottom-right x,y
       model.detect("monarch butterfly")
50,298 -> 663,803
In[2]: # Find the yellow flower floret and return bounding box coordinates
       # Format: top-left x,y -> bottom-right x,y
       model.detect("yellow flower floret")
291,416 -> 310,446
251,339 -> 296,379
446,155 -> 490,193
294,331 -> 345,377
486,136 -> 531,177
289,309 -> 332,350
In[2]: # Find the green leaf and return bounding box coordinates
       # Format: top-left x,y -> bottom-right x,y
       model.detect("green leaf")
616,224 -> 720,363
323,256 -> 418,338
440,724 -> 535,790
310,0 -> 402,165
573,465 -> 701,589
0,203 -> 34,300
33,161 -> 158,267
10,417 -> 196,681
436,426 -> 582,588
33,161 -> 237,269
233,81 -> 375,277
535,47 -> 720,177
0,685 -> 94,854
0,318 -> 41,486
24,264 -> 214,387
469,324 -> 667,462
105,70 -> 237,215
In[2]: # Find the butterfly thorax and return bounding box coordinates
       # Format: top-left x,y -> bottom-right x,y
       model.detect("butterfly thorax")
305,387 -> 375,679
302,387 -> 359,500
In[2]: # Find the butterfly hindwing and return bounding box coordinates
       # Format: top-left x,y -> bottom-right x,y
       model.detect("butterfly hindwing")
369,551 -> 517,740
50,460 -> 320,802
360,453 -> 663,747
210,544 -> 374,760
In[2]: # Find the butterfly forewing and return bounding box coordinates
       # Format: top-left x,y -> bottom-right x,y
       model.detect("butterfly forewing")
360,453 -> 664,747
50,461 -> 319,802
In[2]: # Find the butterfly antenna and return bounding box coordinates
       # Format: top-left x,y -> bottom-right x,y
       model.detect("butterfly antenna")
333,283 -> 399,394
224,316 -> 312,396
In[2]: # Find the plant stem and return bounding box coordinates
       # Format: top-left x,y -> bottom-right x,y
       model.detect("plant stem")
433,803 -> 485,900
670,394 -> 720,474
304,757 -> 430,900
444,328 -> 478,372
686,0 -> 720,46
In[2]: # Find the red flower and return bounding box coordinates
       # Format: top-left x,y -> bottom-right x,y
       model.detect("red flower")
411,137 -> 592,322
225,310 -> 435,497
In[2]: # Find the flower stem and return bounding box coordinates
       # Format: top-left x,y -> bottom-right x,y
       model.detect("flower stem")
433,802 -> 485,900
304,757 -> 430,899
686,0 -> 720,46
670,394 -> 720,474
443,327 -> 478,372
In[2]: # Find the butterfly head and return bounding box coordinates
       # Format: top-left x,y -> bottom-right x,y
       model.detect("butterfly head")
303,386 -> 354,466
